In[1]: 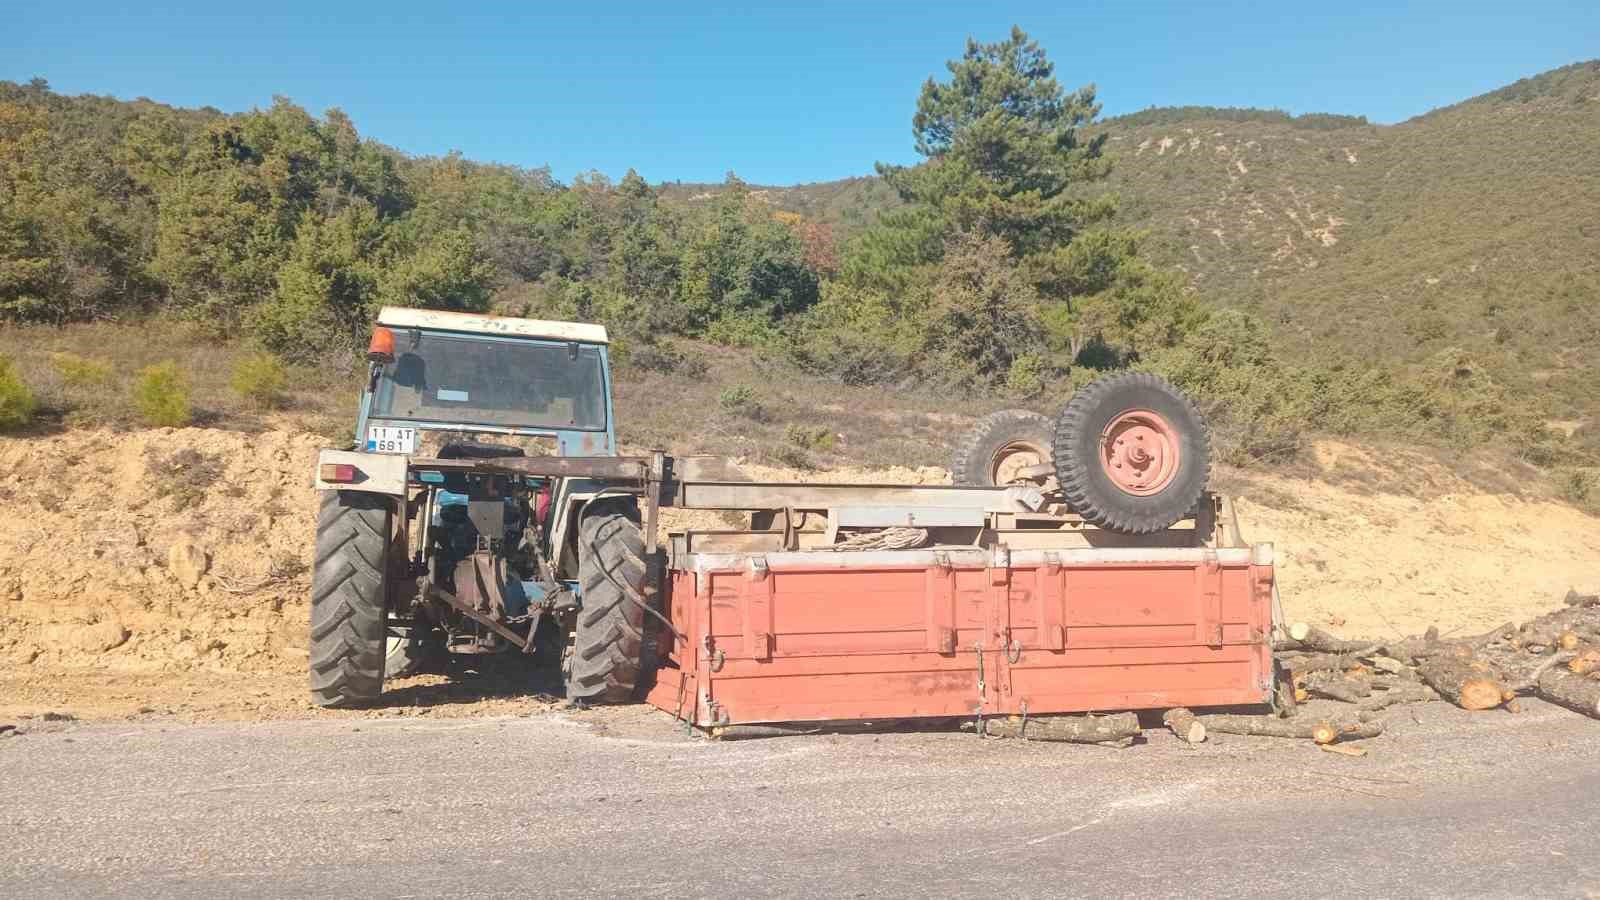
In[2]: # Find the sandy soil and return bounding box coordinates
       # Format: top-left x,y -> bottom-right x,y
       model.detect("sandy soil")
2,427 -> 1596,722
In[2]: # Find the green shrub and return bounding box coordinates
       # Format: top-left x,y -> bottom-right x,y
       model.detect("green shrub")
1560,469 -> 1594,506
230,352 -> 288,410
619,340 -> 709,378
50,352 -> 114,388
132,361 -> 193,427
718,384 -> 766,421
0,359 -> 38,431
784,422 -> 837,452
768,443 -> 815,470
1005,354 -> 1048,398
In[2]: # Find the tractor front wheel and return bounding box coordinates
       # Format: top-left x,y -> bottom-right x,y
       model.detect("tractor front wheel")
567,497 -> 648,704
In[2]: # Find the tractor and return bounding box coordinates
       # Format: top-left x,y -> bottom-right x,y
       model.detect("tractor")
309,306 -> 648,707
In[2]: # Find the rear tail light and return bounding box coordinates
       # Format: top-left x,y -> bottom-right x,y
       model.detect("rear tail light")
320,463 -> 359,483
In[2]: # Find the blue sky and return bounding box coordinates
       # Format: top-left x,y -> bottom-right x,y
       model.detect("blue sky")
7,1 -> 1597,185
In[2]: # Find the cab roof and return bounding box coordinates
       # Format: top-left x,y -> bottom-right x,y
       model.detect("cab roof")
376,306 -> 609,345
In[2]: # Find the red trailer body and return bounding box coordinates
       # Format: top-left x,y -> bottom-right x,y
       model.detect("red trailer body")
644,544 -> 1277,727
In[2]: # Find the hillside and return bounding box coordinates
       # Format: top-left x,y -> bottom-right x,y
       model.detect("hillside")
666,60 -> 1600,427
2,57 -> 1598,495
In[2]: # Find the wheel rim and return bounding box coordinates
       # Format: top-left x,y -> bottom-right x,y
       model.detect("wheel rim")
989,440 -> 1049,485
1100,409 -> 1181,496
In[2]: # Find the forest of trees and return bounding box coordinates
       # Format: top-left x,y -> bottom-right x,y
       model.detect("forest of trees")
0,29 -> 1195,386
0,29 -> 1582,472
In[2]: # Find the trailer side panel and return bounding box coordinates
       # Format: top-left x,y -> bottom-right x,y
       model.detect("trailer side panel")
644,547 -> 1275,726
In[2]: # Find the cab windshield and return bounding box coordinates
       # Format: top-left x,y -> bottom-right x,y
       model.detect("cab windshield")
369,333 -> 607,431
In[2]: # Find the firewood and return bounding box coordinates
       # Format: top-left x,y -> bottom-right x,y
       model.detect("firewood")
1288,651 -> 1376,676
1380,624 -> 1512,666
1305,671 -> 1372,703
978,711 -> 1141,743
1369,655 -> 1409,675
1559,631 -> 1581,651
1570,647 -> 1600,675
1197,714 -> 1356,743
1501,652 -> 1575,693
1287,624 -> 1373,654
1518,610 -> 1599,648
1417,655 -> 1508,710
1565,589 -> 1600,609
1358,683 -> 1437,711
1466,622 -> 1518,649
1537,668 -> 1600,719
1336,718 -> 1386,740
1162,708 -> 1206,744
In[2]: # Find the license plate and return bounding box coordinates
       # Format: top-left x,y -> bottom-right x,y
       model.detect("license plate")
366,426 -> 417,455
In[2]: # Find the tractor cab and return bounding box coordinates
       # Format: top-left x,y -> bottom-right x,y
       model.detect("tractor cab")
357,305 -> 617,458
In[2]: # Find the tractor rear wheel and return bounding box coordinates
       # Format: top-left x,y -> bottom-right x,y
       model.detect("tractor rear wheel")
951,409 -> 1055,487
309,491 -> 391,707
567,497 -> 648,703
1052,372 -> 1211,535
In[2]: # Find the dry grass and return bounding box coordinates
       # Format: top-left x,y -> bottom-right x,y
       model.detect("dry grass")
0,321 -> 363,435
0,322 -> 1592,518
613,342 -> 1004,468
0,322 -> 1003,467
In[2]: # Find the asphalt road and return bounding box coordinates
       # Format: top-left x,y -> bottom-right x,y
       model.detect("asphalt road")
3,699 -> 1599,899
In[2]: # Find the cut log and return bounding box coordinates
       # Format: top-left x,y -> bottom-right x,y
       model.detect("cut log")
980,712 -> 1141,743
1518,610 -> 1600,649
1417,655 -> 1508,710
1305,672 -> 1372,704
1565,589 -> 1600,609
1559,631 -> 1581,651
1537,668 -> 1600,719
1358,683 -> 1438,711
1294,625 -> 1378,654
1369,655 -> 1409,675
1288,651 -> 1376,676
1379,625 -> 1509,666
1162,708 -> 1207,744
1198,714 -> 1339,743
1569,647 -> 1600,675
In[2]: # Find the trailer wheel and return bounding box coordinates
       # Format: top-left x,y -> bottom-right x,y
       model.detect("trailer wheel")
568,497 -> 647,703
1052,373 -> 1211,535
309,491 -> 391,707
950,409 -> 1055,487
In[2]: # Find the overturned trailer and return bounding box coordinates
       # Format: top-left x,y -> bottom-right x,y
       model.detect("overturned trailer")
642,464 -> 1279,728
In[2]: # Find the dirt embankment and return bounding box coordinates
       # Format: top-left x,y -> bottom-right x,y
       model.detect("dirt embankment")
1,428 -> 1597,720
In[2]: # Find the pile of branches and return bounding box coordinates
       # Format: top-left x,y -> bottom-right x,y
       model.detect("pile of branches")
1274,589 -> 1600,725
